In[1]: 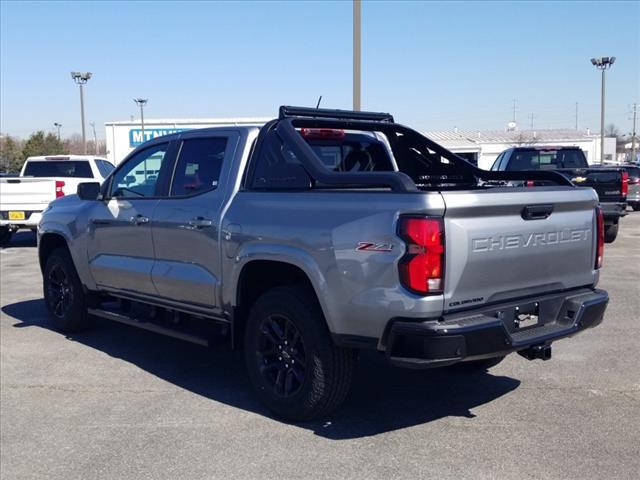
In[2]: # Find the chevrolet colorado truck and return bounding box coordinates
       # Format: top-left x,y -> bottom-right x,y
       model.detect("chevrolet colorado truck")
38,107 -> 609,420
0,155 -> 114,245
490,146 -> 628,242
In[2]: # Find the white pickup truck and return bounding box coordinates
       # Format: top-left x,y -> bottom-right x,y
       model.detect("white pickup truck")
0,155 -> 114,245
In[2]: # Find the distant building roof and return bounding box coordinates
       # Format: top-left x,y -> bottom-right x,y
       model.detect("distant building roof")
424,128 -> 602,146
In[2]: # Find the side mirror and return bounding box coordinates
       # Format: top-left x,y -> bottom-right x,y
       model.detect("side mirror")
77,182 -> 101,201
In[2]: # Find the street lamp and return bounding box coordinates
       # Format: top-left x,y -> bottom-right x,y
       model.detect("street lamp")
133,98 -> 148,139
590,56 -> 615,164
133,98 -> 149,180
70,71 -> 92,154
53,122 -> 62,141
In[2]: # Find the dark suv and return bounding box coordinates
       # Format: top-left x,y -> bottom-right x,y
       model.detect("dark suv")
491,146 -> 628,242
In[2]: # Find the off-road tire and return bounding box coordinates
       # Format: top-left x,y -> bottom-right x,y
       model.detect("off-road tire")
43,247 -> 94,332
244,286 -> 357,421
604,222 -> 618,243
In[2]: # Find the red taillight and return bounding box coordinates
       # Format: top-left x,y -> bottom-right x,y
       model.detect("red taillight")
595,207 -> 604,269
525,180 -> 535,187
299,128 -> 345,140
55,180 -> 65,198
621,171 -> 628,197
397,217 -> 444,295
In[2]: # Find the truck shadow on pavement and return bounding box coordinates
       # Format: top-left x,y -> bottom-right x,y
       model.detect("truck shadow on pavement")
3,299 -> 521,440
0,231 -> 37,249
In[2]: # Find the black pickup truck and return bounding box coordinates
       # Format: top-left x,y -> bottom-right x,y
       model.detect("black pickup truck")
490,146 -> 628,242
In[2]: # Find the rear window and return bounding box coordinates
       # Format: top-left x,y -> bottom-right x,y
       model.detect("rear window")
23,161 -> 93,178
624,166 -> 640,178
507,149 -> 587,171
249,127 -> 477,190
306,133 -> 394,172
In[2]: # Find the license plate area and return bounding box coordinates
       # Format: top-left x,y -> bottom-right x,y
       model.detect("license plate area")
513,302 -> 539,330
8,211 -> 25,220
494,301 -> 542,332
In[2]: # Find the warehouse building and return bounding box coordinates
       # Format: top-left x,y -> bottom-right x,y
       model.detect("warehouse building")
424,128 -> 617,170
104,117 -> 269,164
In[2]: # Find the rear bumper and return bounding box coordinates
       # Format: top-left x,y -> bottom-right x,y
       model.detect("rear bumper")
600,202 -> 627,222
0,211 -> 42,228
385,288 -> 608,368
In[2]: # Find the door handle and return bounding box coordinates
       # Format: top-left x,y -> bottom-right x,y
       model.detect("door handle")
522,204 -> 553,220
188,217 -> 213,229
130,214 -> 150,225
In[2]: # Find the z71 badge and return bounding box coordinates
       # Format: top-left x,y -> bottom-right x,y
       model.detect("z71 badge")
356,242 -> 394,252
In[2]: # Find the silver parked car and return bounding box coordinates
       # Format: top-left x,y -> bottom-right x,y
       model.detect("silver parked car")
623,165 -> 640,210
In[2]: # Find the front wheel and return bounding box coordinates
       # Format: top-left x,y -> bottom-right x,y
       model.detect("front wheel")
244,286 -> 357,421
632,204 -> 640,212
604,222 -> 618,243
43,247 -> 94,332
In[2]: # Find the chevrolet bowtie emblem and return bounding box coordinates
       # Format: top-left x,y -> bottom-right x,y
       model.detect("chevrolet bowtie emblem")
572,176 -> 587,183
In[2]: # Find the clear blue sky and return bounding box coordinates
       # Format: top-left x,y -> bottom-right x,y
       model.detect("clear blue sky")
1,0 -> 638,139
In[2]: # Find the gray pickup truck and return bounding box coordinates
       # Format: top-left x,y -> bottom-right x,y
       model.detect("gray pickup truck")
38,106 -> 609,420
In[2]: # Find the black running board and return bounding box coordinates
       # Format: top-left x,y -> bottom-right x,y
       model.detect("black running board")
88,308 -> 210,347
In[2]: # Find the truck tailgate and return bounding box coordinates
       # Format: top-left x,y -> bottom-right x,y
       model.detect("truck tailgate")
559,168 -> 623,202
0,178 -> 56,211
441,187 -> 598,312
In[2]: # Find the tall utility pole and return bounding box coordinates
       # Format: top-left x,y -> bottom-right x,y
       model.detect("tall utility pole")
353,0 -> 361,111
134,98 -> 148,139
590,57 -> 615,164
575,102 -> 578,130
632,102 -> 638,162
529,113 -> 535,130
54,122 -> 62,141
70,72 -> 92,154
89,122 -> 98,154
512,99 -> 518,125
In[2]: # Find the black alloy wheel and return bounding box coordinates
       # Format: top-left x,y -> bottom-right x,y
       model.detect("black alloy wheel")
256,314 -> 307,398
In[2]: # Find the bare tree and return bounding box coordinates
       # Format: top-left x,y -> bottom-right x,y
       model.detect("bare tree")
512,132 -> 542,146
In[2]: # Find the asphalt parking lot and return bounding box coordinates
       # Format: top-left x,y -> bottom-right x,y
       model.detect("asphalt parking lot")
1,214 -> 639,480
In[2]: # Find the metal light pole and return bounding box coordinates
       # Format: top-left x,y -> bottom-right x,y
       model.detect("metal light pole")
70,71 -> 92,154
590,57 -> 615,164
134,98 -> 149,180
134,98 -> 148,138
54,122 -> 62,141
353,0 -> 361,111
631,103 -> 637,163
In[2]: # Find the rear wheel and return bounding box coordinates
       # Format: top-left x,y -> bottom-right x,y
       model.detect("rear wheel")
449,355 -> 505,373
604,222 -> 618,243
0,227 -> 12,246
632,204 -> 640,211
43,247 -> 94,332
244,286 -> 357,421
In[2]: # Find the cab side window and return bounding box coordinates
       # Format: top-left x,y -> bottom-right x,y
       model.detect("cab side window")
170,137 -> 227,196
110,143 -> 169,198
